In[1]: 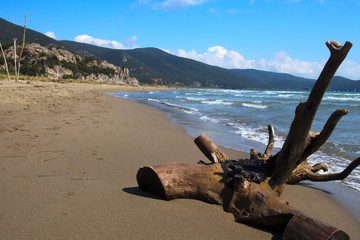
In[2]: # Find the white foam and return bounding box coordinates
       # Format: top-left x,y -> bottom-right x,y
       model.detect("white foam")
185,97 -> 207,101
325,96 -> 360,102
242,103 -> 267,109
278,94 -> 295,98
199,115 -> 221,124
229,123 -> 285,149
201,100 -> 233,105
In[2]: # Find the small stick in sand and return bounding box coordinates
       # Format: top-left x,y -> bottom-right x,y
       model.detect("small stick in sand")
17,14 -> 27,81
0,42 -> 11,81
13,38 -> 17,82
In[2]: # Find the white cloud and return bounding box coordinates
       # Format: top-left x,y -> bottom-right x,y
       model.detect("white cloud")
74,35 -> 126,49
257,51 -> 324,78
173,46 -> 360,79
74,34 -> 140,49
124,35 -> 139,48
175,46 -> 255,69
139,0 -> 208,10
337,60 -> 360,80
45,31 -> 56,39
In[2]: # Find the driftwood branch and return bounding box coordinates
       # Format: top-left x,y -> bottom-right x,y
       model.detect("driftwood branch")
300,109 -> 349,162
194,133 -> 229,163
264,124 -> 275,159
287,157 -> 360,184
250,124 -> 275,161
270,41 -> 353,188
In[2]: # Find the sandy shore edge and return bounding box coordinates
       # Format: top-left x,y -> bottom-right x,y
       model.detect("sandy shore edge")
1,80 -> 359,239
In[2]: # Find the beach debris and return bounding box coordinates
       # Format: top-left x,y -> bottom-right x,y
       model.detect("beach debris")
17,14 -> 27,81
0,42 -> 11,81
137,41 -> 356,240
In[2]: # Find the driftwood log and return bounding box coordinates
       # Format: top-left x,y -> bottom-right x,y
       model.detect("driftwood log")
137,41 -> 358,240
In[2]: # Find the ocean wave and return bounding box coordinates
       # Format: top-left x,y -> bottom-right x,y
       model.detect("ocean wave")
147,91 -> 158,95
147,98 -> 160,103
278,94 -> 295,98
228,123 -> 285,150
325,96 -> 360,102
201,100 -> 233,105
185,97 -> 207,101
163,102 -> 198,112
242,103 -> 267,109
147,99 -> 199,113
199,115 -> 222,124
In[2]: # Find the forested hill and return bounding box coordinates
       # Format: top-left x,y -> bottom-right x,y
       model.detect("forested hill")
1,17 -> 359,90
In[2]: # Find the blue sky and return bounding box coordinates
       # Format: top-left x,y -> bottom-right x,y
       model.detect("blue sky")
1,0 -> 360,79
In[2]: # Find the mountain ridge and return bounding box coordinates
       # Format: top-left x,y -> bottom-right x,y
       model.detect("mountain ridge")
1,17 -> 359,91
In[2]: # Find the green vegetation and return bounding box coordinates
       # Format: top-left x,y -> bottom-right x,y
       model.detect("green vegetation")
1,50 -> 116,79
0,73 -> 122,86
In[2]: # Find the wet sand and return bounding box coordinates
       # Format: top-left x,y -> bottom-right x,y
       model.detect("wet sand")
0,80 -> 359,239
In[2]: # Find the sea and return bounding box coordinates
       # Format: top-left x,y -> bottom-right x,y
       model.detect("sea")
111,89 -> 360,191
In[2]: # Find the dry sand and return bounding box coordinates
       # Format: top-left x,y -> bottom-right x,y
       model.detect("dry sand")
0,80 -> 359,239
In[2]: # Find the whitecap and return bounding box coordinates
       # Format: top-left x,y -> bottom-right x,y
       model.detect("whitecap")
199,115 -> 221,124
278,94 -> 294,98
242,103 -> 267,109
201,100 -> 233,105
325,96 -> 360,102
185,97 -> 207,101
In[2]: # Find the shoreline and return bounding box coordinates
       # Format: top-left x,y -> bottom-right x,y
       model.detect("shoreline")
1,80 -> 359,239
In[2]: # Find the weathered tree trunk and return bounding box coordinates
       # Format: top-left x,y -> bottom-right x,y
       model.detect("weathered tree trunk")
136,41 -> 358,240
137,160 -> 350,239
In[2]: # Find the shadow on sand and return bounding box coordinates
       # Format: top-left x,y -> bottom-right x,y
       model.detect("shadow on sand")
122,186 -> 162,200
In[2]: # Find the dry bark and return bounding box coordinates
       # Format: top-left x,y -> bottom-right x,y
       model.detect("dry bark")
282,215 -> 349,240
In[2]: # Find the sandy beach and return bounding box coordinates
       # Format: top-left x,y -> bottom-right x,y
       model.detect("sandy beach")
1,80 -> 359,240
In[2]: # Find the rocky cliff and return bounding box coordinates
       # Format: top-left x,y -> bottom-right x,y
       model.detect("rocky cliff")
1,43 -> 139,85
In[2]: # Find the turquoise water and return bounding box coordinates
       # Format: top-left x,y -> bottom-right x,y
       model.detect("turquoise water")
112,89 -> 360,191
